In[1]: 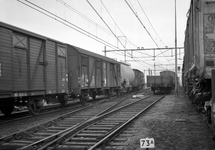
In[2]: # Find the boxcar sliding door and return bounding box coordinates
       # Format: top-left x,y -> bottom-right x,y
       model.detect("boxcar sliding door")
81,56 -> 88,88
96,60 -> 102,88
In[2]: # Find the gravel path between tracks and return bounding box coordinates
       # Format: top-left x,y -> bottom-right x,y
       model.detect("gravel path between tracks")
122,89 -> 215,150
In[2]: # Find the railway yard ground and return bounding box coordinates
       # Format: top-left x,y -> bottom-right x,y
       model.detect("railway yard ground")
0,89 -> 215,150
123,88 -> 215,150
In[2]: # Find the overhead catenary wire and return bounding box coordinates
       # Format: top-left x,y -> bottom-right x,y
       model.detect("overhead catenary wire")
19,0 -> 163,69
17,0 -> 149,67
137,0 -> 166,47
86,0 -> 152,68
58,0 -> 137,53
133,0 -> 173,61
47,0 -> 156,68
100,1 -> 136,58
98,0 -> 155,68
100,0 -> 151,60
125,0 -> 175,70
58,0 -> 113,38
18,0 -> 123,51
58,0 -> 139,52
59,0 -> 155,67
137,0 -> 174,60
124,0 -> 171,64
57,0 -> 127,56
18,0 -> 153,69
86,0 -> 127,50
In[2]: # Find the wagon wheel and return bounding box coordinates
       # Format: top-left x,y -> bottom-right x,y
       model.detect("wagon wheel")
58,94 -> 68,106
0,105 -> 14,116
27,98 -> 44,115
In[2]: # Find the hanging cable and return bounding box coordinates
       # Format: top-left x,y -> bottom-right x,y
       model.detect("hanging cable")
124,0 -> 171,64
86,0 -> 126,50
137,0 -> 166,46
18,0 -> 121,51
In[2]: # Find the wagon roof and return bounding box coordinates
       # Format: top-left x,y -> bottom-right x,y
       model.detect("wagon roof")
160,70 -> 175,73
133,69 -> 141,72
69,45 -> 118,64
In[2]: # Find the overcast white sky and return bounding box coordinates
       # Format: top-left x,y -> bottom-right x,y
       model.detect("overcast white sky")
0,0 -> 190,78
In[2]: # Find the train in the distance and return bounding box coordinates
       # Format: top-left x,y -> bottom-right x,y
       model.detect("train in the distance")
147,70 -> 175,94
0,22 -> 145,115
182,0 -> 215,126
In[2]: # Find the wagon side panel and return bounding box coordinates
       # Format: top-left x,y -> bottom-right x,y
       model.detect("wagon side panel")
113,63 -> 118,87
106,62 -> 110,87
46,40 -> 57,94
109,63 -> 115,87
95,59 -> 102,88
0,27 -> 13,93
29,37 -> 45,91
67,45 -> 79,95
57,44 -> 68,93
102,61 -> 107,87
11,32 -> 29,92
88,57 -> 95,88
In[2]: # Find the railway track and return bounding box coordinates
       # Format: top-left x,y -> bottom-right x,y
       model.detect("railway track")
0,90 -> 151,125
0,96 -> 114,125
0,93 -> 160,150
0,101 -> 80,124
42,94 -> 164,150
0,92 -> 151,149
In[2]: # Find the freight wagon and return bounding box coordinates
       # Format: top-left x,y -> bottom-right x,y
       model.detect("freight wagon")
131,69 -> 145,91
0,22 -> 122,115
0,22 -> 145,116
183,0 -> 215,126
67,45 -> 120,103
160,70 -> 176,89
0,22 -> 68,115
147,76 -> 173,94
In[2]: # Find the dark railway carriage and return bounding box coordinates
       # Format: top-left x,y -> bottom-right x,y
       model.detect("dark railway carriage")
0,22 -> 68,115
160,70 -> 176,89
67,45 -> 120,103
183,0 -> 215,125
131,69 -> 144,91
147,75 -> 173,94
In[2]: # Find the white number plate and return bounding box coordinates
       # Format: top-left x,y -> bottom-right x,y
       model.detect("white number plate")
140,138 -> 155,148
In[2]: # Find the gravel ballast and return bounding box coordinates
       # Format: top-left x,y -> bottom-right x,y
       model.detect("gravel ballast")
120,89 -> 215,150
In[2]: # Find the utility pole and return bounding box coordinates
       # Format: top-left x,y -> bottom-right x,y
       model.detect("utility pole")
175,0 -> 178,96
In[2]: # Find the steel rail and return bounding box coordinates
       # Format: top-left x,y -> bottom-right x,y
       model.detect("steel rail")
0,95 -> 115,125
37,95 -> 158,150
89,95 -> 165,149
0,94 -> 137,150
